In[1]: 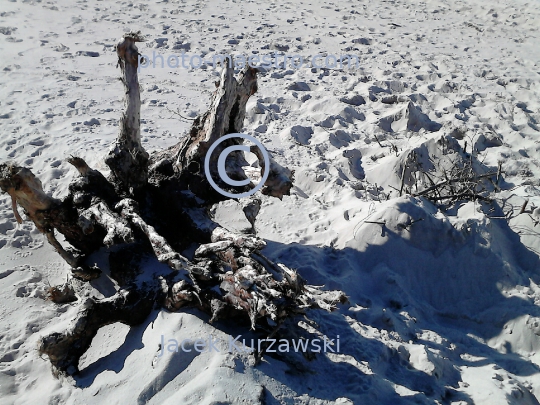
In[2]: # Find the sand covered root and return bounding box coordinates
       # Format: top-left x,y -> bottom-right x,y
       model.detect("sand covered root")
0,32 -> 346,375
395,135 -> 502,206
36,217 -> 347,374
39,287 -> 157,375
36,220 -> 347,374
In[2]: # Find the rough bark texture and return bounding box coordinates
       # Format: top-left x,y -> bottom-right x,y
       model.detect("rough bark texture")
149,65 -> 258,203
0,32 -> 347,375
105,32 -> 149,195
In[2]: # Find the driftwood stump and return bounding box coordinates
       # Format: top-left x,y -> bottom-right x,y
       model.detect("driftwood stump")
0,32 -> 345,375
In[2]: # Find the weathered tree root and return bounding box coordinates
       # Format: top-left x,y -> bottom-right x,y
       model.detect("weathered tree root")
0,32 -> 347,375
0,163 -> 103,280
39,286 -> 157,374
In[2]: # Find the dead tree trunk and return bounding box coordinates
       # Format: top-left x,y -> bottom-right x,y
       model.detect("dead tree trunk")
105,32 -> 149,196
150,65 -> 255,203
0,32 -> 346,375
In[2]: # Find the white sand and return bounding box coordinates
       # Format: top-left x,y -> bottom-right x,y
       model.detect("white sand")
1,0 -> 540,403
